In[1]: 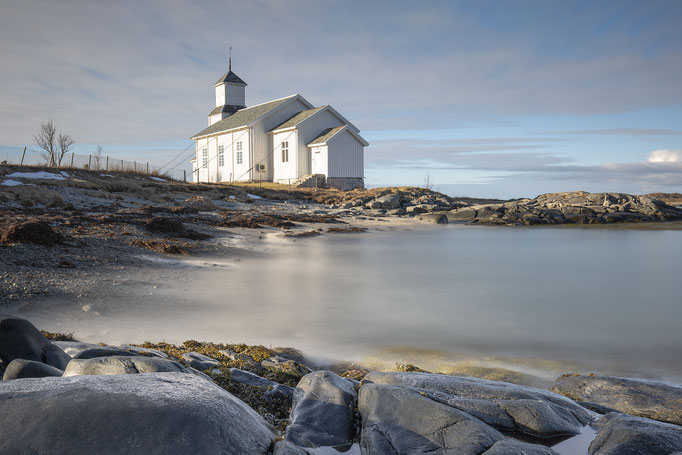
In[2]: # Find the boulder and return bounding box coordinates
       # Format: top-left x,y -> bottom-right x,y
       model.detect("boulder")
230,368 -> 280,387
372,194 -> 401,210
359,383 -> 503,454
272,440 -> 312,455
0,372 -> 276,454
448,207 -> 477,220
588,412 -> 682,455
414,213 -> 448,224
120,345 -> 170,358
286,371 -> 357,448
62,355 -> 192,376
550,374 -> 682,425
3,358 -> 64,380
483,438 -> 559,455
73,347 -> 139,359
53,341 -> 103,357
363,372 -> 592,438
182,351 -> 220,370
0,316 -> 71,370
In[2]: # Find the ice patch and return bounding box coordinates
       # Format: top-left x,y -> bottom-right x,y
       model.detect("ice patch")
247,193 -> 262,200
1,179 -> 23,187
59,171 -> 70,177
100,174 -> 115,178
149,176 -> 166,182
7,171 -> 66,180
229,195 -> 236,199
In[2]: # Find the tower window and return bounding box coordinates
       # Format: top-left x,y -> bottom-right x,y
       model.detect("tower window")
282,141 -> 289,163
236,141 -> 243,164
218,145 -> 225,167
202,148 -> 207,169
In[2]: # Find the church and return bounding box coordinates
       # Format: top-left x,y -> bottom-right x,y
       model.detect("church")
190,58 -> 368,189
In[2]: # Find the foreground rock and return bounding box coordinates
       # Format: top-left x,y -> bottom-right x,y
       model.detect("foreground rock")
588,412 -> 682,455
551,374 -> 682,425
3,358 -> 63,380
448,191 -> 682,225
0,315 -> 71,369
0,219 -> 63,245
286,371 -> 357,448
359,383 -> 505,454
62,355 -> 192,376
0,372 -> 276,454
363,371 -> 592,438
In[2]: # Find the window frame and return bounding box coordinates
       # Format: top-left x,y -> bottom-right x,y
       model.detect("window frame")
281,141 -> 289,163
218,145 -> 225,167
201,148 -> 208,169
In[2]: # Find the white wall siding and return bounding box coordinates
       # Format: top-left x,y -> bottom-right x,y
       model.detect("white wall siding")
296,109 -> 344,176
328,130 -> 364,178
311,146 -> 328,175
225,84 -> 245,106
273,131 -> 298,181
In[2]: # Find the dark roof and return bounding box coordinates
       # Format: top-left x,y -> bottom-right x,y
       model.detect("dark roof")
308,126 -> 346,145
192,95 -> 296,139
214,70 -> 247,86
269,106 -> 326,131
208,104 -> 245,117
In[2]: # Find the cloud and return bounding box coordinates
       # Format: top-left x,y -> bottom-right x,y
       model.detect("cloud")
648,149 -> 681,163
540,129 -> 682,136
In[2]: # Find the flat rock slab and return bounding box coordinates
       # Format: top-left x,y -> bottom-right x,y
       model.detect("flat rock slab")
483,439 -> 559,455
0,315 -> 71,369
230,367 -> 280,387
359,383 -> 504,454
286,371 -> 358,448
182,351 -> 220,370
3,358 -> 63,380
73,347 -> 139,359
63,355 -> 191,376
550,374 -> 682,425
0,372 -> 276,454
588,412 -> 682,455
363,371 -> 592,438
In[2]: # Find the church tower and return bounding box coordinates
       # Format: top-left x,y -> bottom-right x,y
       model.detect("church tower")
208,50 -> 247,126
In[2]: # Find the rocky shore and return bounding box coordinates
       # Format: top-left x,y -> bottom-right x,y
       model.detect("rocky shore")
0,315 -> 681,454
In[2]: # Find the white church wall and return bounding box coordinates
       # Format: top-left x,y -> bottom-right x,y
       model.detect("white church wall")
296,109 -> 344,176
272,130 -> 298,182
328,130 -> 364,178
311,145 -> 328,175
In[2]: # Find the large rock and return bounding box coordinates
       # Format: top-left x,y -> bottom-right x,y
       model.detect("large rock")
588,412 -> 682,455
2,358 -> 63,380
62,355 -> 192,376
363,372 -> 592,438
0,372 -> 276,454
286,371 -> 357,448
272,440 -> 312,455
182,351 -> 220,370
230,367 -> 280,387
53,341 -> 103,357
359,383 -> 504,454
414,213 -> 448,224
73,347 -> 139,359
0,315 -> 71,369
370,194 -> 401,210
483,439 -> 558,455
550,374 -> 682,425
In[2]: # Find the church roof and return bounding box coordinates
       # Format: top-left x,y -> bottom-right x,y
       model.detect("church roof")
269,106 -> 327,132
191,95 -> 298,139
308,126 -> 347,145
214,70 -> 247,86
208,104 -> 245,116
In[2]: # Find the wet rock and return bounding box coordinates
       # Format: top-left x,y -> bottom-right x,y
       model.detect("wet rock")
359,383 -> 503,454
551,374 -> 682,425
363,371 -> 592,438
273,440 -> 312,455
0,219 -> 63,245
73,347 -> 139,359
286,371 -> 357,448
588,412 -> 682,455
0,372 -> 276,454
230,368 -> 280,387
483,438 -> 559,455
182,351 -> 220,370
2,358 -> 64,380
414,213 -> 448,224
62,355 -> 192,376
0,316 -> 71,370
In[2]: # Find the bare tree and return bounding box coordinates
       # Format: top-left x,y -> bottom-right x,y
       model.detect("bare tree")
93,145 -> 104,169
56,133 -> 75,166
34,120 -> 58,165
423,171 -> 435,190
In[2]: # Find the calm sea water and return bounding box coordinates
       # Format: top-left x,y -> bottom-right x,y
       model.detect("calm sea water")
16,223 -> 682,383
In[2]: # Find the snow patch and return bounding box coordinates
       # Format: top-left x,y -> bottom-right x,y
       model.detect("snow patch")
59,171 -> 70,177
1,179 -> 23,187
7,171 -> 66,180
100,174 -> 115,178
247,193 -> 262,200
149,176 -> 166,182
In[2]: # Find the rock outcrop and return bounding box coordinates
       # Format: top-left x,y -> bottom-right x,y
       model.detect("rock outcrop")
588,412 -> 682,455
62,355 -> 192,376
2,358 -> 64,380
0,315 -> 71,369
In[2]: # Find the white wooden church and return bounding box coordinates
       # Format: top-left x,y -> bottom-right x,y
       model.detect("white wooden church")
190,59 -> 368,189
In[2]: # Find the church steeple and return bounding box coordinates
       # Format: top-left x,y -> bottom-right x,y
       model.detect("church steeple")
209,48 -> 247,126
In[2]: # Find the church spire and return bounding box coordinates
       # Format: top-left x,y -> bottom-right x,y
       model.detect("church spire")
228,46 -> 232,72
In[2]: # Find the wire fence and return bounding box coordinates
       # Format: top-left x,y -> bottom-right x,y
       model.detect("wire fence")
0,145 -> 186,181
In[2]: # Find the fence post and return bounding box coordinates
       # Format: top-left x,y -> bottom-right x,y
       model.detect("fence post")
183,170 -> 187,182
134,161 -> 137,172
20,146 -> 26,165
70,152 -> 74,168
106,156 -> 109,171
146,162 -> 149,174
88,155 -> 92,170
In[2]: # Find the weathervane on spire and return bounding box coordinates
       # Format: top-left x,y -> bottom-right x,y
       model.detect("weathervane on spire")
229,46 -> 232,72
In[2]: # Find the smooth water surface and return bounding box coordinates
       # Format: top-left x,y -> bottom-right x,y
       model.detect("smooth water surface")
14,224 -> 682,382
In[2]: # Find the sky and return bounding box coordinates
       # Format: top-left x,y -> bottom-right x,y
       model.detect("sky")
1,0 -> 681,198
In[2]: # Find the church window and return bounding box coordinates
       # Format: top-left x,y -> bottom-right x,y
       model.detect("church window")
236,141 -> 243,164
218,145 -> 225,167
282,141 -> 289,162
202,148 -> 207,168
